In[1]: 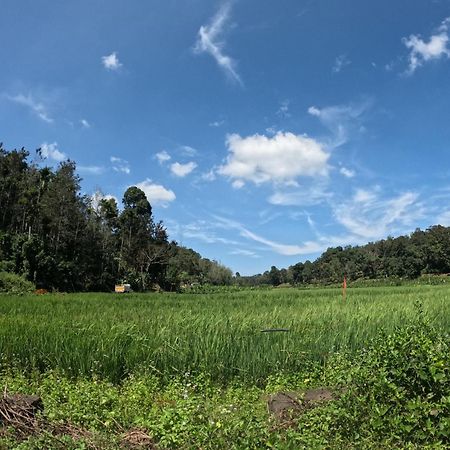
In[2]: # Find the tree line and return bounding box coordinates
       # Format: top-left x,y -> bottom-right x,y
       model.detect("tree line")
0,144 -> 232,291
236,225 -> 450,287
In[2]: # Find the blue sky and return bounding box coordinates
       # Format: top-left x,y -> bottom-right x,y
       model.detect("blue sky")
2,0 -> 450,275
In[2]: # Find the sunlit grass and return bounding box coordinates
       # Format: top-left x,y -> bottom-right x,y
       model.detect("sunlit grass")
0,285 -> 449,383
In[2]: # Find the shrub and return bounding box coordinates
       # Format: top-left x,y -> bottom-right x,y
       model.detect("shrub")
0,271 -> 35,295
323,306 -> 450,446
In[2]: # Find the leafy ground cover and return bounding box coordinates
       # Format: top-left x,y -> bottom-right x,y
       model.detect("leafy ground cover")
0,287 -> 449,448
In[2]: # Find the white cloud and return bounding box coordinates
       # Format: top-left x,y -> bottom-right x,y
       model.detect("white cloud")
181,145 -> 198,156
340,167 -> 355,178
7,93 -> 53,123
403,17 -> 450,74
232,179 -> 245,189
110,156 -> 130,174
334,189 -> 423,240
40,142 -> 66,161
218,131 -> 329,186
167,219 -> 239,246
276,100 -> 291,118
239,227 -> 323,256
213,215 -> 324,256
230,249 -> 260,258
155,151 -> 171,164
135,179 -> 176,207
102,52 -> 122,71
78,165 -> 105,175
193,2 -> 242,85
201,168 -> 217,181
307,101 -> 370,148
268,184 -> 332,206
209,120 -> 225,127
80,119 -> 91,128
91,191 -> 117,211
332,54 -> 351,73
170,161 -> 197,177
353,188 -> 377,203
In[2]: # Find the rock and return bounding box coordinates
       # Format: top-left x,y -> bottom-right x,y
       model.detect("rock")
267,387 -> 336,419
267,392 -> 300,416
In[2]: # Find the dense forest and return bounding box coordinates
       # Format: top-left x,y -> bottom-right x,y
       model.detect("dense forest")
2,144 -> 450,292
0,145 -> 232,291
238,225 -> 450,286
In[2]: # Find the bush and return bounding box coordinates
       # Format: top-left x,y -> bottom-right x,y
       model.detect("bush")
321,306 -> 450,446
0,271 -> 35,295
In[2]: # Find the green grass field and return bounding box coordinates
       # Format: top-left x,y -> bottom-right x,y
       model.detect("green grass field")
0,285 -> 449,448
0,285 -> 449,383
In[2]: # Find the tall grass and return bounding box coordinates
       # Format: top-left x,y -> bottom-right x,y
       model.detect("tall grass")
0,285 -> 449,383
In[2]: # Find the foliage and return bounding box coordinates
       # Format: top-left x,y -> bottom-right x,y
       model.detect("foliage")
238,226 -> 450,287
0,286 -> 449,383
0,312 -> 448,449
0,144 -> 230,292
0,271 -> 34,294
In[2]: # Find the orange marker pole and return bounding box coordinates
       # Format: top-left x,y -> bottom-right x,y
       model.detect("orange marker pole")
342,275 -> 347,300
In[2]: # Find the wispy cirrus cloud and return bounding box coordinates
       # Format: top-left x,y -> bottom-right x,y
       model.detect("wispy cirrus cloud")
110,156 -> 130,174
194,2 -> 242,85
166,219 -> 239,246
332,54 -> 351,73
268,182 -> 332,206
7,93 -> 53,123
276,100 -> 291,118
403,17 -> 450,74
230,248 -> 260,258
307,100 -> 371,148
213,215 -> 324,256
78,165 -> 105,175
333,188 -> 424,240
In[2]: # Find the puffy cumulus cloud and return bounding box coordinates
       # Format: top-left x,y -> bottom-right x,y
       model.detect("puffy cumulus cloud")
134,179 -> 175,207
218,132 -> 330,186
101,52 -> 122,70
170,161 -> 197,177
91,190 -> 117,211
155,151 -> 171,164
403,18 -> 450,74
40,142 -> 66,161
340,167 -> 355,178
193,2 -> 242,85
